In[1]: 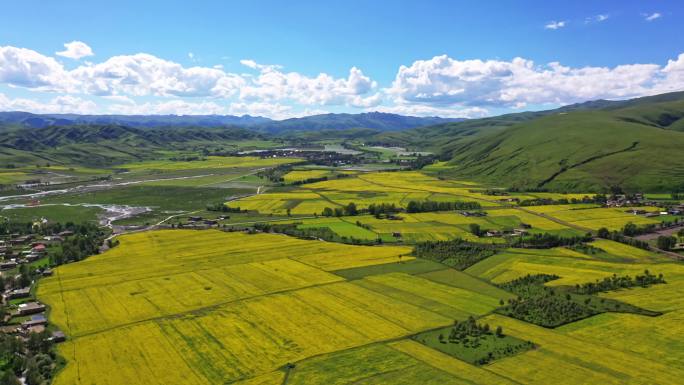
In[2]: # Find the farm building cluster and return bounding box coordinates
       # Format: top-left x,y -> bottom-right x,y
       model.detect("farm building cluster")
0,231 -> 71,341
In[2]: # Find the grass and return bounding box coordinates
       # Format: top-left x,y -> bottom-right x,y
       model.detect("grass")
417,269 -> 514,301
42,185 -> 251,220
297,217 -> 379,240
436,94 -> 684,192
284,342 -> 482,385
354,273 -> 502,320
332,259 -> 445,280
0,204 -> 103,223
412,325 -> 534,365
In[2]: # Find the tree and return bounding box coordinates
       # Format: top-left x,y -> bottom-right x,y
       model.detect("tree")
657,235 -> 677,251
469,223 -> 481,237
495,326 -> 503,337
622,222 -> 638,237
0,371 -> 19,385
597,227 -> 610,238
322,207 -> 333,217
678,228 -> 684,239
344,202 -> 358,216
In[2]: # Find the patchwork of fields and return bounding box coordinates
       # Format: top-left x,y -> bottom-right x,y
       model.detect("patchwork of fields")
40,230 -> 509,384
27,166 -> 684,385
38,225 -> 684,385
230,171 -> 502,216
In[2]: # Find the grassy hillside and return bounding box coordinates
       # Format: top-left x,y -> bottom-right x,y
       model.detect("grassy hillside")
0,124 -> 274,167
426,92 -> 684,192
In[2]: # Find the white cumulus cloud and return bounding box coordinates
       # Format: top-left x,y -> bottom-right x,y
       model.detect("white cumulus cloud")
386,54 -> 684,110
0,92 -> 97,114
0,46 -> 73,90
56,41 -> 94,60
239,61 -> 380,107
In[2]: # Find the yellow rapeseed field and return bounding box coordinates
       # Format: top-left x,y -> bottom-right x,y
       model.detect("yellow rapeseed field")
38,230 -> 411,336
119,156 -> 295,171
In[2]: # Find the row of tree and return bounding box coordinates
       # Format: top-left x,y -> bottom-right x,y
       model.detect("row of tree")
508,233 -> 592,249
320,200 -> 482,218
413,238 -> 500,270
518,194 -> 608,206
405,200 -> 481,213
206,203 -> 243,213
597,227 -> 651,250
574,271 -> 665,295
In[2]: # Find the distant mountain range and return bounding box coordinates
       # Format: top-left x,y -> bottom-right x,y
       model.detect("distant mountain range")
2,92 -> 684,192
0,111 -> 461,133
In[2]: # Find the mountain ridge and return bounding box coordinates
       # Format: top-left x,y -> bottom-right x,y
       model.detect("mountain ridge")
0,110 -> 461,132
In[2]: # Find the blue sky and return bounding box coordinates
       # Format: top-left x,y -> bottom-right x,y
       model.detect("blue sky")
0,0 -> 682,118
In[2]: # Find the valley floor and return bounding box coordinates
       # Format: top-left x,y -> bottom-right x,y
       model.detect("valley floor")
2,157 -> 683,385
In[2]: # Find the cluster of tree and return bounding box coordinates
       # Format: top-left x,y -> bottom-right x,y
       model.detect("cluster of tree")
508,233 -> 592,249
406,200 -> 481,213
251,223 -> 381,246
0,221 -> 107,266
168,155 -> 204,162
574,271 -> 665,295
366,203 -> 399,217
496,273 -> 660,327
391,154 -> 440,170
290,176 -> 328,186
321,203 -> 359,217
435,317 -> 533,366
497,274 -> 560,297
518,195 -> 607,206
256,165 -> 292,183
206,203 -> 243,213
567,243 -> 606,256
499,286 -> 598,327
413,238 -> 500,270
49,223 -> 106,265
442,317 -> 502,343
621,222 -> 657,237
656,235 -> 678,251
0,331 -> 60,385
0,264 -> 33,294
671,192 -> 682,200
596,227 -> 650,250
482,190 -> 510,196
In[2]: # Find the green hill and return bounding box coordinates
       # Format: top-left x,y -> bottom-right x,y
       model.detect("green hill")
428,92 -> 684,192
0,124 -> 266,167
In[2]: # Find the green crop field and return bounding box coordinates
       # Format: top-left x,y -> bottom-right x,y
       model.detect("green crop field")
0,204 -> 103,223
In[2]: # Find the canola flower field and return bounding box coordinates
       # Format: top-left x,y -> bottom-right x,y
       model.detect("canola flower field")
35,168 -> 684,385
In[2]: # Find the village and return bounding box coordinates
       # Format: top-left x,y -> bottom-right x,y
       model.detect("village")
0,230 -> 71,343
